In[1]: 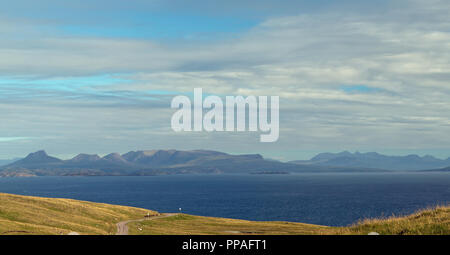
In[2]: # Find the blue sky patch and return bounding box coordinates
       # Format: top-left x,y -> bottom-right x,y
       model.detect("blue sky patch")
0,74 -> 131,91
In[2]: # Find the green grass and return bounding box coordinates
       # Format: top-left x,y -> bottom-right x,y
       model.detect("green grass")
0,193 -> 157,235
0,192 -> 448,235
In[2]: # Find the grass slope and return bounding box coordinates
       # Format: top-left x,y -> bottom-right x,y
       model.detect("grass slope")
335,205 -> 450,235
0,193 -> 448,235
128,206 -> 449,235
0,193 -> 157,235
129,214 -> 332,235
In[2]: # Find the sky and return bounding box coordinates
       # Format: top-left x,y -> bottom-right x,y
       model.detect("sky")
0,0 -> 449,161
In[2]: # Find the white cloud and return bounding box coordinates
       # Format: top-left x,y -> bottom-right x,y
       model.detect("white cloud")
0,0 -> 449,159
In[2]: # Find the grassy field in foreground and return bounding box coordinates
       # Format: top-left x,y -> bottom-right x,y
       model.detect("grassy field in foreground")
0,193 -> 448,235
335,205 -> 450,235
0,193 -> 157,235
129,206 -> 449,235
129,214 -> 332,235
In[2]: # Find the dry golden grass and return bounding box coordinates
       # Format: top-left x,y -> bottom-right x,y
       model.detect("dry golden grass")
128,214 -> 332,235
128,206 -> 449,235
0,193 -> 157,235
334,205 -> 450,235
0,192 -> 448,235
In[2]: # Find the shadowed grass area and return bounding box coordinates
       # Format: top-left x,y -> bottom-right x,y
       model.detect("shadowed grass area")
0,193 -> 157,235
128,206 -> 449,235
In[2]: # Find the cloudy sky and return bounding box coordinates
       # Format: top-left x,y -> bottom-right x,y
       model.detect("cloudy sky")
0,0 -> 449,160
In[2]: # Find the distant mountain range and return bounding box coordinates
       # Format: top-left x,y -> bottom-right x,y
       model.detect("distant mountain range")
0,149 -> 391,177
289,151 -> 450,171
0,150 -> 448,177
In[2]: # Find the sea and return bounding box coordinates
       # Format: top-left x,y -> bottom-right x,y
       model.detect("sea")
0,172 -> 449,226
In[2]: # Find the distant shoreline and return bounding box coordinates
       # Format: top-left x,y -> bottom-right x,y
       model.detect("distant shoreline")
2,170 -> 450,178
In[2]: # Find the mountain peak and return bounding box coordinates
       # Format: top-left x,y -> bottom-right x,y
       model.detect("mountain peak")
28,150 -> 48,157
103,153 -> 128,163
18,150 -> 61,164
70,154 -> 101,162
103,152 -> 121,158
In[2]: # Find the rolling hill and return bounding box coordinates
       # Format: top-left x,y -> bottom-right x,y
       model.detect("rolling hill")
0,193 -> 156,235
1,193 -> 448,235
128,205 -> 450,235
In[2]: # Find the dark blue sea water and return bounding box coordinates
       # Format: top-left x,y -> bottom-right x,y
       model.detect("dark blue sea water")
0,173 -> 449,226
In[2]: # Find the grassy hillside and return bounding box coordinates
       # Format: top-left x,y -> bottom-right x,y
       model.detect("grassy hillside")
128,206 -> 449,235
0,193 -> 157,235
335,205 -> 450,235
0,192 -> 448,235
129,214 -> 332,235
